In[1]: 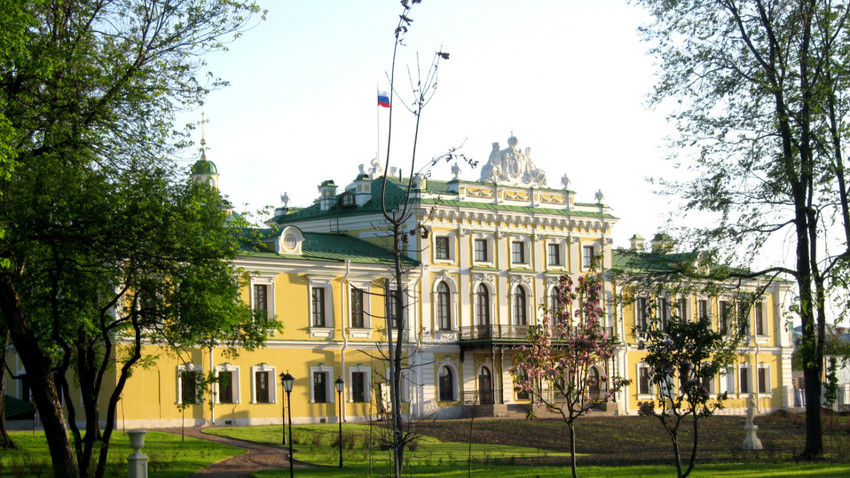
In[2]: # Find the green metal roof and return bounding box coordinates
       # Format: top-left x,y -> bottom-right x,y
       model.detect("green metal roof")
272,177 -> 616,224
4,395 -> 35,420
241,229 -> 416,266
191,158 -> 218,175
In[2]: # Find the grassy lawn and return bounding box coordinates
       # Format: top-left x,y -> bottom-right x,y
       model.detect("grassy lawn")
251,462 -> 850,477
205,423 -> 571,467
0,430 -> 243,477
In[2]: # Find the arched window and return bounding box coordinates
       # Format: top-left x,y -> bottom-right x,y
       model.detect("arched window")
548,287 -> 560,316
437,281 -> 451,330
478,366 -> 494,404
513,287 -> 527,325
438,366 -> 454,401
476,284 -> 490,325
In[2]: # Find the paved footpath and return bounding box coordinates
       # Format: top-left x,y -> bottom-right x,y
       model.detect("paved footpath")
155,427 -> 312,478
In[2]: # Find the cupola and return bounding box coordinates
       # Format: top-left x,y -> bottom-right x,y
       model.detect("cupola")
318,180 -> 338,211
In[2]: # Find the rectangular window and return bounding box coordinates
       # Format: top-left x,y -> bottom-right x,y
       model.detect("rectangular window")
677,298 -> 688,320
388,289 -> 402,330
755,303 -> 765,335
313,371 -> 328,403
511,241 -> 526,264
255,371 -> 270,403
253,284 -> 269,321
352,371 -> 367,402
758,367 -> 768,394
739,367 -> 750,394
435,237 -> 450,260
474,239 -> 488,262
547,243 -> 561,265
636,297 -> 648,330
738,303 -> 750,335
698,299 -> 709,320
659,298 -> 670,330
218,371 -> 234,404
719,301 -> 731,334
180,370 -> 199,404
351,287 -> 364,328
311,288 -> 326,327
638,366 -> 651,395
582,245 -> 594,270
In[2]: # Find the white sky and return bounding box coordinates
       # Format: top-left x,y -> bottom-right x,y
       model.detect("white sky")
187,0 -> 681,248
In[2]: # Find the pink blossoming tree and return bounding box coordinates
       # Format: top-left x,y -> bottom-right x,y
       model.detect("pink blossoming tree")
511,270 -> 628,478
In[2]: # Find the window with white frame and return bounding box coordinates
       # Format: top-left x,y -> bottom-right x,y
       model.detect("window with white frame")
310,365 -> 334,403
511,240 -> 526,264
739,364 -> 752,394
698,299 -> 709,321
473,238 -> 490,263
434,236 -> 451,261
547,243 -> 561,266
436,281 -> 452,330
349,366 -> 371,403
635,297 -> 649,331
637,363 -> 652,395
719,300 -> 732,334
755,302 -> 766,336
548,285 -> 560,315
251,277 -> 274,322
723,367 -> 734,395
738,302 -> 750,335
311,287 -> 327,327
757,364 -> 770,394
438,365 -> 457,401
475,283 -> 491,325
676,297 -> 688,320
177,364 -> 202,404
214,364 -> 240,404
659,297 -> 670,331
250,364 -> 276,404
513,286 -> 528,326
701,368 -> 715,396
350,286 -> 365,329
387,288 -> 405,330
581,245 -> 595,270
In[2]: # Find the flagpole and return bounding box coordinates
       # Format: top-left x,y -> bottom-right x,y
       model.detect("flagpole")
376,85 -> 380,168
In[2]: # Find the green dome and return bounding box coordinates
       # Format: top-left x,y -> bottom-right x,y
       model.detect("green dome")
191,158 -> 218,175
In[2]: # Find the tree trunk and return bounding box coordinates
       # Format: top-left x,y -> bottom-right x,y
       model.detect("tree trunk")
568,421 -> 577,478
0,327 -> 16,449
0,275 -> 79,477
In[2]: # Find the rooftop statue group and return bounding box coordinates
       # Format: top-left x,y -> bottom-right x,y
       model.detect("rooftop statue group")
479,135 -> 547,187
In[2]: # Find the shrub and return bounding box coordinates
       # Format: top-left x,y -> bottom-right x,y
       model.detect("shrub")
637,400 -> 655,416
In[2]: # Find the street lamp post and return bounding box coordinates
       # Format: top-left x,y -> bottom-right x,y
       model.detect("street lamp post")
280,372 -> 294,478
334,377 -> 344,469
281,378 -> 286,446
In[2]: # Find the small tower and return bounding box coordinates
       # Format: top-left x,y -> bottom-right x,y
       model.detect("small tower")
352,172 -> 372,206
629,234 -> 645,252
650,233 -> 674,253
191,114 -> 219,189
318,180 -> 338,211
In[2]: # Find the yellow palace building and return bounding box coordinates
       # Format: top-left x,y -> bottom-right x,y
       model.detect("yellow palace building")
4,135 -> 796,428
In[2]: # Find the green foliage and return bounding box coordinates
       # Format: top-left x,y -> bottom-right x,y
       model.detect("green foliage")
0,1 -> 269,477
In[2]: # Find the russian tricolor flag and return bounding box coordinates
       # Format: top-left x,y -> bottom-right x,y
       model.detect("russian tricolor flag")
378,91 -> 391,108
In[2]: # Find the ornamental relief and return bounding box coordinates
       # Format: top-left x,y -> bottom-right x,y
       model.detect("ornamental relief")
509,274 -> 531,287
472,273 -> 495,288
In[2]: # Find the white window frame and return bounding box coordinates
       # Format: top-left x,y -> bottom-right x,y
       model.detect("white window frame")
310,365 -> 335,403
385,367 -> 411,402
214,364 -> 241,405
697,297 -> 711,321
510,283 -> 531,326
720,366 -> 734,395
755,302 -> 768,338
635,296 -> 649,331
546,240 -> 565,269
757,364 -> 771,396
250,364 -> 277,404
308,279 -> 334,338
437,364 -> 459,402
348,365 -> 372,403
473,281 -> 495,326
738,363 -> 753,396
250,276 -> 275,321
349,282 -> 371,332
176,364 -> 203,404
510,236 -> 531,266
675,296 -> 689,321
636,362 -> 653,397
581,244 -> 596,270
433,276 -> 458,332
700,368 -> 716,397
472,234 -> 494,266
432,233 -> 455,263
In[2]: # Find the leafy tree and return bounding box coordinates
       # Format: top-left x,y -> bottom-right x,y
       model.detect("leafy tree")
511,271 -> 628,478
0,1 -> 273,477
639,316 -> 738,478
634,0 -> 850,458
